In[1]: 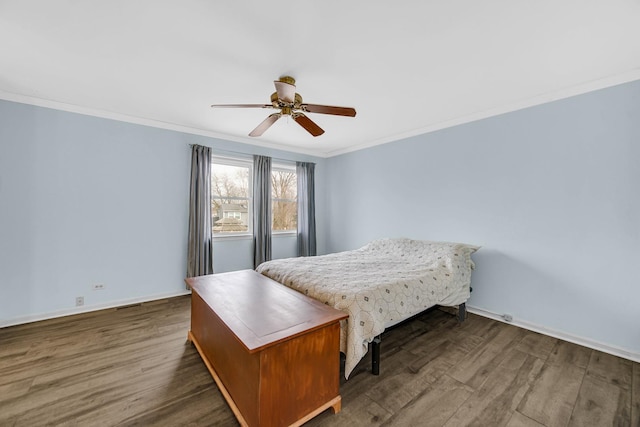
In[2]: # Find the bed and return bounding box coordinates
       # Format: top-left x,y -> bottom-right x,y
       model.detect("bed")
255,237 -> 479,379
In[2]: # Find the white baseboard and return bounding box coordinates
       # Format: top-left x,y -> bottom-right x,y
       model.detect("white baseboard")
467,305 -> 640,364
4,296 -> 638,365
0,290 -> 192,329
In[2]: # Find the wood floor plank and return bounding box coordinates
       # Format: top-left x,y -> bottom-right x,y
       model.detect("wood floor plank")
64,368 -> 219,426
0,378 -> 33,401
582,350 -> 632,390
517,341 -> 592,427
1,359 -> 143,420
12,341 -> 217,425
506,411 -> 546,427
379,375 -> 474,427
407,314 -> 485,357
27,333 -> 189,389
456,311 -> 500,338
568,351 -> 633,426
305,395 -> 392,426
514,330 -> 558,361
0,340 -> 30,361
120,386 -> 238,427
546,339 -> 592,368
14,364 -> 147,422
517,363 -> 585,426
448,322 -> 527,389
568,371 -> 631,426
365,340 -> 468,413
632,362 -> 640,427
406,339 -> 470,382
444,349 -> 544,427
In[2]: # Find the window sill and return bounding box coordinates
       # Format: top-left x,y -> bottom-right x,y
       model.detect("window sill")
213,231 -> 297,241
272,231 -> 297,238
213,233 -> 252,241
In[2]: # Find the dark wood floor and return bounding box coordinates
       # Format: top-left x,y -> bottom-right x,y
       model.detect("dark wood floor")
1,296 -> 638,427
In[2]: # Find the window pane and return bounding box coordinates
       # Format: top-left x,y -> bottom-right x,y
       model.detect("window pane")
272,199 -> 297,231
212,161 -> 251,234
271,169 -> 297,231
212,164 -> 249,198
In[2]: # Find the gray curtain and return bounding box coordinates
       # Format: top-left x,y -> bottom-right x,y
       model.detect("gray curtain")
186,144 -> 214,280
253,155 -> 272,268
296,162 -> 317,257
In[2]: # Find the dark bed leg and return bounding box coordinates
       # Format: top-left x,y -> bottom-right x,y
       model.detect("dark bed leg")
458,302 -> 466,323
371,335 -> 381,375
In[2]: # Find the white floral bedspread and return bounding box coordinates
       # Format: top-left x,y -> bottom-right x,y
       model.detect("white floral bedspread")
255,238 -> 479,379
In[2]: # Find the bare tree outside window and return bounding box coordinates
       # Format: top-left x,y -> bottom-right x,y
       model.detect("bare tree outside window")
272,168 -> 297,232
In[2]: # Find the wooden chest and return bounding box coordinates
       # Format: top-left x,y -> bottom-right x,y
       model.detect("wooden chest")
186,270 -> 348,427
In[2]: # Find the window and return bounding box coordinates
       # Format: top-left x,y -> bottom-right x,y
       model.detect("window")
211,157 -> 252,235
223,211 -> 242,220
272,164 -> 297,233
211,156 -> 297,236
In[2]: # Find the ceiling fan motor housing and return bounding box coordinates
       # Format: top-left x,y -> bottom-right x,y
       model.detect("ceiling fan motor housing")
271,92 -> 303,113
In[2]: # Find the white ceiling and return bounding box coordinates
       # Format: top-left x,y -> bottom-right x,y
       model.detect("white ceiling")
1,1 -> 640,157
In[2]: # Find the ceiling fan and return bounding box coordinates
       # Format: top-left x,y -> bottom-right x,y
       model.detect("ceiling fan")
210,76 -> 356,137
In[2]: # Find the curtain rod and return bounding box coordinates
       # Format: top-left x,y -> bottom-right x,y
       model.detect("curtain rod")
188,144 -> 314,165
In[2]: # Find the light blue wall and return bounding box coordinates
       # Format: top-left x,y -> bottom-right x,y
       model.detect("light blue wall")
325,79 -> 640,356
0,100 -> 325,323
3,80 -> 639,358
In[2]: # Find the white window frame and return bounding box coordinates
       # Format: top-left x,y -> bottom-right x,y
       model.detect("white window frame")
211,155 -> 253,239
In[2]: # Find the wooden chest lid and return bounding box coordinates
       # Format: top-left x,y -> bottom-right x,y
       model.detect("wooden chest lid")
186,269 -> 348,352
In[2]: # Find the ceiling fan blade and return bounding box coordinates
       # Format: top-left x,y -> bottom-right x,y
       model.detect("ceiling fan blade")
274,80 -> 296,103
249,113 -> 281,137
211,104 -> 272,109
293,113 -> 324,137
301,104 -> 357,117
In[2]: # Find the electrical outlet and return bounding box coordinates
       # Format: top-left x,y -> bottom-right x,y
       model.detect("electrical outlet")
92,283 -> 106,291
76,296 -> 84,306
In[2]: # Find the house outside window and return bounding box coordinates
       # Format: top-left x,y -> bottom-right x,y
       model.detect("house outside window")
223,211 -> 242,220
